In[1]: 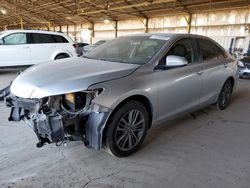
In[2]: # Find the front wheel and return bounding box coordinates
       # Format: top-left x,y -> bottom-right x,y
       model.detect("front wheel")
216,79 -> 233,110
105,101 -> 149,157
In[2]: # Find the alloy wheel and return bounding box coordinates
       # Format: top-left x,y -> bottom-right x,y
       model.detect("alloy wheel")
114,109 -> 146,151
218,81 -> 232,109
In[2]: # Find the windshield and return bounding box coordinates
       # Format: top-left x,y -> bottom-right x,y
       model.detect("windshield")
85,36 -> 167,65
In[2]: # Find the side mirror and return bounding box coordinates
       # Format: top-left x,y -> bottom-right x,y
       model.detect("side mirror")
166,55 -> 188,67
0,39 -> 4,45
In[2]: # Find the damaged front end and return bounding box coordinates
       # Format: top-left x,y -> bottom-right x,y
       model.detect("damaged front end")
1,85 -> 111,150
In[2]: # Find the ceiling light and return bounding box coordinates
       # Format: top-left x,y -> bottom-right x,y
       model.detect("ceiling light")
104,19 -> 110,24
1,9 -> 7,14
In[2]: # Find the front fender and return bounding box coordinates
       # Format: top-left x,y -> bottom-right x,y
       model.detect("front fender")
85,89 -> 154,150
89,73 -> 157,123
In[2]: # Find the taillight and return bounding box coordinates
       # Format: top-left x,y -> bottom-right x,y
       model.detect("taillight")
73,44 -> 76,49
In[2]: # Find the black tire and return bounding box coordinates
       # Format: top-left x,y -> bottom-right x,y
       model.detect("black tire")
55,54 -> 70,60
216,79 -> 233,110
105,101 -> 149,157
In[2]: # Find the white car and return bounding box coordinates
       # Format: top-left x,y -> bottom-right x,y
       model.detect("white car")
0,30 -> 77,67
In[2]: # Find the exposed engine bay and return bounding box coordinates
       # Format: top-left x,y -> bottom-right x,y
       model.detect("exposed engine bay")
1,84 -> 111,150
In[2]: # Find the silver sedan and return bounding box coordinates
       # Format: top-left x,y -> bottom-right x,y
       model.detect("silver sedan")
237,56 -> 250,78
1,33 -> 238,157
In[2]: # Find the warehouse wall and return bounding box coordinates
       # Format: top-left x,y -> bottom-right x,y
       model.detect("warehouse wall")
50,8 -> 249,52
191,9 -> 250,52
148,15 -> 187,33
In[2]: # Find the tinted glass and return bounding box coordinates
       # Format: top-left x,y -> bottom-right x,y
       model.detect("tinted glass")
30,33 -> 55,43
166,38 -> 198,64
53,35 -> 68,43
3,33 -> 27,45
85,36 -> 166,65
215,45 -> 226,59
198,39 -> 222,61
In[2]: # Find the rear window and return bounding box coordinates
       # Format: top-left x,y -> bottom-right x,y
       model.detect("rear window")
30,33 -> 54,43
53,35 -> 68,43
198,39 -> 226,61
30,33 -> 68,43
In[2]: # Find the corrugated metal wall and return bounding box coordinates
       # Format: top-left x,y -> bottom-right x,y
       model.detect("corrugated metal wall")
57,9 -> 250,52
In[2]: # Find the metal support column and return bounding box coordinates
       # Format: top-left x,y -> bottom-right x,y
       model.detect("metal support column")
187,13 -> 192,34
74,24 -> 77,43
144,18 -> 149,33
66,25 -> 69,35
20,18 -> 23,29
114,20 -> 118,38
90,22 -> 94,44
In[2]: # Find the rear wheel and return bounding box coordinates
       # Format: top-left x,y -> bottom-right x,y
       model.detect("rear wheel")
105,101 -> 149,157
216,79 -> 233,110
55,54 -> 70,60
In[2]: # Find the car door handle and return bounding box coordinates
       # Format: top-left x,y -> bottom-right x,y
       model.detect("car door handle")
23,46 -> 30,49
196,71 -> 203,75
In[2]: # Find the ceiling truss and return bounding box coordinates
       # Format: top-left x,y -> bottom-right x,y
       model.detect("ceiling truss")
0,0 -> 248,29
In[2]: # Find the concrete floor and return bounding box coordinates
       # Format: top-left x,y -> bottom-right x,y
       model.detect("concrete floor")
0,70 -> 250,188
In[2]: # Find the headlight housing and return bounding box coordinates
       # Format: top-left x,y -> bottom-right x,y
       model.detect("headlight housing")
237,61 -> 245,68
63,89 -> 103,112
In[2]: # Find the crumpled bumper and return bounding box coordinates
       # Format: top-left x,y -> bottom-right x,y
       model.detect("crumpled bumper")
0,84 -> 112,151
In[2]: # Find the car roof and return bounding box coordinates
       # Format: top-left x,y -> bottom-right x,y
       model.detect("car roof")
0,29 -> 65,36
121,32 -> 210,40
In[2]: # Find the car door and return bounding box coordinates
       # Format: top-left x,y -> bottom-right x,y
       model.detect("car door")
155,38 -> 203,122
0,33 -> 31,67
29,33 -> 57,64
53,34 -> 72,55
197,38 -> 230,106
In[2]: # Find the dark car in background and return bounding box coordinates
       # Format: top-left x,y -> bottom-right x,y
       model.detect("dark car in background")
238,56 -> 250,78
76,42 -> 89,56
82,40 -> 108,55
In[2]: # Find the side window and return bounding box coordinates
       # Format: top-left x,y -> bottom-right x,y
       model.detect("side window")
53,35 -> 68,43
30,33 -> 55,43
216,46 -> 227,59
163,38 -> 198,65
3,33 -> 27,45
198,39 -> 224,61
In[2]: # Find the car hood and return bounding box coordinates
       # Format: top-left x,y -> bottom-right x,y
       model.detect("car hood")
10,57 -> 139,99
